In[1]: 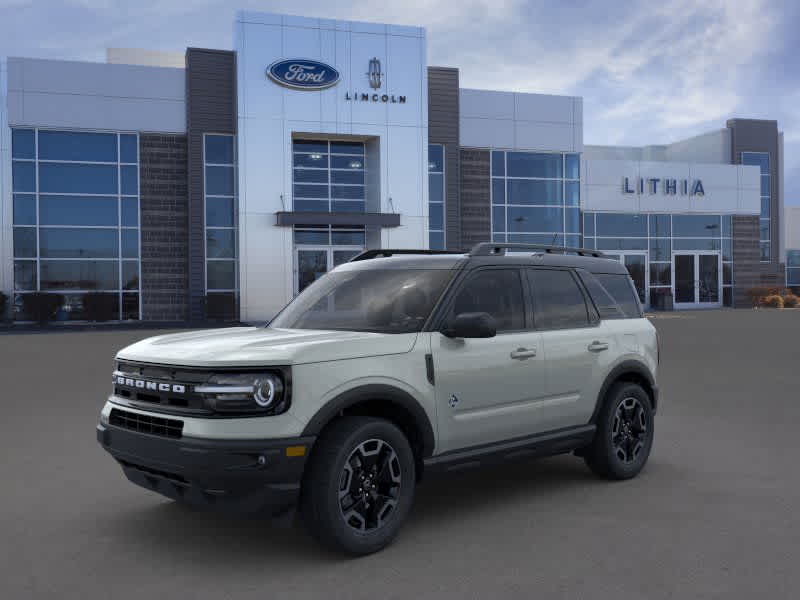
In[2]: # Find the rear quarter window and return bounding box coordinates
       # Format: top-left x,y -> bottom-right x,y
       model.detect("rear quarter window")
593,273 -> 643,318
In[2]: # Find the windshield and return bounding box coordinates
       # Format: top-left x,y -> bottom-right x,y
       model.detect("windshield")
270,268 -> 455,333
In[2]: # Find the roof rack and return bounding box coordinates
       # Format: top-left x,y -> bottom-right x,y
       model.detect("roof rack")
349,249 -> 465,262
469,242 -> 605,258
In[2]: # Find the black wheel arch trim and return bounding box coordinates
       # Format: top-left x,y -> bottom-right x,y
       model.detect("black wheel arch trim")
591,360 -> 658,423
301,384 -> 436,458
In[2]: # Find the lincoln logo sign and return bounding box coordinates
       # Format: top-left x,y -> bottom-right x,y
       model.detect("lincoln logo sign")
266,59 -> 340,90
623,177 -> 705,196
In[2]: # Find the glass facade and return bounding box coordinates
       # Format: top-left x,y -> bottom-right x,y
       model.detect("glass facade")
428,144 -> 445,249
204,134 -> 238,297
292,140 -> 365,213
491,150 -> 580,247
11,128 -> 140,320
583,213 -> 733,307
787,250 -> 800,290
742,152 -> 770,261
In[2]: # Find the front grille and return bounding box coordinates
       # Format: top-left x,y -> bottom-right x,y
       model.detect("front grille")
109,408 -> 184,439
113,362 -> 209,413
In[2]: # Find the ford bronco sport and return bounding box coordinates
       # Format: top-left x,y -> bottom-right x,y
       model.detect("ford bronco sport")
97,242 -> 659,555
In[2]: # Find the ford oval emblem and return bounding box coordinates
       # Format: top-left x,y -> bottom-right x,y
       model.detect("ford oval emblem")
267,59 -> 340,90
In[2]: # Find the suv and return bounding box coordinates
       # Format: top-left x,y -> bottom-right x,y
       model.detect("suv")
97,243 -> 658,555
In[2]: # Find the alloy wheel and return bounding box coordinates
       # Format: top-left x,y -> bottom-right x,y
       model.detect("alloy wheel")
612,397 -> 648,464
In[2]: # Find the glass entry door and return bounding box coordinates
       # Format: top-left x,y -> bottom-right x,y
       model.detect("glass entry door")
672,252 -> 721,308
295,247 -> 362,294
604,252 -> 648,307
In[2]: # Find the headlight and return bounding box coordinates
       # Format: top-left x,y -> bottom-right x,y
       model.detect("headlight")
195,372 -> 288,415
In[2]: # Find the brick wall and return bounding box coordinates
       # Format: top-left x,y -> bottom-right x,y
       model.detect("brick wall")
732,215 -> 786,307
459,149 -> 491,251
139,134 -> 189,321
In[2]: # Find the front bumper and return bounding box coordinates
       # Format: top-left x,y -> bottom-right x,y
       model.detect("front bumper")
97,422 -> 315,516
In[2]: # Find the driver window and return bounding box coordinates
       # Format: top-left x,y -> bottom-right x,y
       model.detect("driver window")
450,269 -> 525,332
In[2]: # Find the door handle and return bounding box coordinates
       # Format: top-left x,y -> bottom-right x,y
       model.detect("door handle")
510,348 -> 537,360
588,341 -> 609,352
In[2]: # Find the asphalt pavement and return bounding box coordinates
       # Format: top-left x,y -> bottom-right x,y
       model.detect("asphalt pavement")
2,309 -> 799,599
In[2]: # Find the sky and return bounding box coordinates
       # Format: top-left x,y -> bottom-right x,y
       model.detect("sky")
1,0 -> 798,204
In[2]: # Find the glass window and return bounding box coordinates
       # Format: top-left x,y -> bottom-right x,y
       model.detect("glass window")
429,202 -> 444,230
13,194 -> 36,225
122,261 -> 139,290
14,261 -> 37,291
429,232 -> 444,251
741,152 -> 769,174
40,260 -> 119,290
492,179 -> 505,205
332,185 -> 364,200
295,200 -> 329,212
294,184 -> 329,199
721,215 -> 732,237
565,208 -> 580,234
596,238 -> 647,251
577,271 -> 625,319
507,179 -> 562,205
595,273 -> 642,318
507,206 -> 563,233
509,233 -> 566,245
723,263 -> 732,285
120,165 -> 138,195
206,229 -> 236,258
428,145 -> 444,172
649,238 -> 671,262
760,175 -> 770,197
673,238 -> 721,251
39,163 -> 118,194
12,161 -> 36,192
565,181 -> 580,206
293,140 -> 328,154
206,197 -> 235,227
673,214 -> 720,237
12,129 -> 35,159
595,213 -> 647,237
13,228 -> 37,258
491,151 -> 505,177
332,201 -> 365,212
429,173 -> 444,203
294,168 -> 328,184
206,166 -> 235,196
205,135 -> 235,164
122,293 -> 140,320
507,152 -> 562,178
207,260 -> 237,290
649,214 -> 671,237
787,250 -> 800,268
121,229 -> 138,258
331,156 -> 363,170
294,153 -> 329,169
583,213 -> 595,237
565,154 -> 580,180
330,141 -> 364,155
451,270 -> 525,332
650,263 -> 671,286
121,198 -> 139,227
331,170 -> 364,185
722,238 -> 732,262
40,195 -> 118,226
761,197 -> 770,219
332,230 -> 366,245
39,228 -> 118,258
759,220 -> 770,241
294,229 -> 329,245
38,131 -> 117,162
120,135 -> 138,163
528,269 -> 589,329
760,242 -> 770,262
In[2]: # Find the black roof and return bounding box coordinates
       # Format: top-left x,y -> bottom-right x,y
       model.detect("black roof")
345,243 -> 629,276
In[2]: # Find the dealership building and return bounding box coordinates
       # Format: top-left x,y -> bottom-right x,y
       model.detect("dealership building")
0,11 -> 794,323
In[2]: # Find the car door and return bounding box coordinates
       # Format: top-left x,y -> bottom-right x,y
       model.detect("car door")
431,267 -> 546,453
526,268 -> 614,431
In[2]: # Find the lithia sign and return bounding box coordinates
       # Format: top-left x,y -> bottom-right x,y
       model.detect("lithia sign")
267,57 -> 407,103
623,177 -> 705,196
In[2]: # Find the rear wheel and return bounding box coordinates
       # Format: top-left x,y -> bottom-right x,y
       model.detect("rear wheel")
584,382 -> 654,480
300,417 -> 415,555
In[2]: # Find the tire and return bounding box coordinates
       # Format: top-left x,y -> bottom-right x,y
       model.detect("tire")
300,416 -> 416,556
584,382 -> 654,480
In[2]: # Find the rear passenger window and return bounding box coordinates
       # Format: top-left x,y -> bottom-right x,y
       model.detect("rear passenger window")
451,269 -> 525,332
595,273 -> 643,318
528,269 -> 590,330
577,271 -> 626,320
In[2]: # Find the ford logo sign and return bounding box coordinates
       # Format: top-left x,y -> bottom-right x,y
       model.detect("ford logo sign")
267,59 -> 340,90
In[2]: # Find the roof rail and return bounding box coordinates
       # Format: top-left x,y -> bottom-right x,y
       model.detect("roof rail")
469,242 -> 605,258
349,249 -> 464,262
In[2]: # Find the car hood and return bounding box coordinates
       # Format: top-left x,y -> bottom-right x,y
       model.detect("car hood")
115,327 -> 418,368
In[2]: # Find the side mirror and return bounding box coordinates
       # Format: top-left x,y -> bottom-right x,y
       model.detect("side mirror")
442,312 -> 497,339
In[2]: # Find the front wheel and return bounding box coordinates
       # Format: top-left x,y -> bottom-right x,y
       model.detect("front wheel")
584,382 -> 654,480
300,417 -> 415,555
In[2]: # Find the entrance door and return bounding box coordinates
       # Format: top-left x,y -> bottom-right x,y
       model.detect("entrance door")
295,247 -> 362,294
604,252 -> 648,308
672,252 -> 721,309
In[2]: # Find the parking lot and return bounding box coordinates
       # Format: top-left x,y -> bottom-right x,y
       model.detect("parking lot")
2,309 -> 799,599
